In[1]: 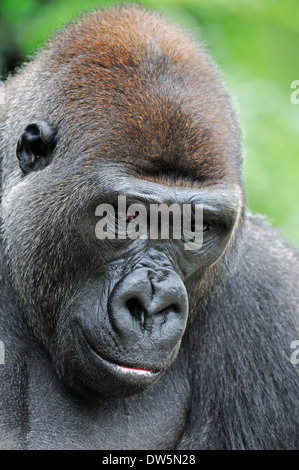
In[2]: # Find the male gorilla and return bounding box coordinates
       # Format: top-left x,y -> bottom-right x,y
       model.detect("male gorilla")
0,5 -> 298,450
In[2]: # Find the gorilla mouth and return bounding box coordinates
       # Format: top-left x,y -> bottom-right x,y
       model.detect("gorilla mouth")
94,352 -> 161,380
79,327 -> 162,384
114,364 -> 154,376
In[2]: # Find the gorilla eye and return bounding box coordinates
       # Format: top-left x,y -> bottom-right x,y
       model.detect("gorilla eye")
115,211 -> 136,223
190,219 -> 210,233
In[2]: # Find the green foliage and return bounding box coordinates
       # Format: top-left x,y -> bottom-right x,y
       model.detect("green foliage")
1,0 -> 298,244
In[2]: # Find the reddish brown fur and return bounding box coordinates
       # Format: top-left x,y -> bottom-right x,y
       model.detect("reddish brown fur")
3,5 -> 242,188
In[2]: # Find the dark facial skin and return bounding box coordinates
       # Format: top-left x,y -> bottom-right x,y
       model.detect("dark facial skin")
54,174 -> 240,398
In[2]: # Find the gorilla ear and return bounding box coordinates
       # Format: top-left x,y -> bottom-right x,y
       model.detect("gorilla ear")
16,121 -> 56,174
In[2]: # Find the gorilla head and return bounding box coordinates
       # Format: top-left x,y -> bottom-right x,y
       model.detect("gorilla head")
1,6 -> 243,399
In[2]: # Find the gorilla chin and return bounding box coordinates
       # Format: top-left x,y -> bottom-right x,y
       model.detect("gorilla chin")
55,321 -> 180,399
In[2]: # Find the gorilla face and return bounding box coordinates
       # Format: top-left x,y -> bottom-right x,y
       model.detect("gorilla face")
3,154 -> 240,398
52,174 -> 240,398
1,8 -> 244,399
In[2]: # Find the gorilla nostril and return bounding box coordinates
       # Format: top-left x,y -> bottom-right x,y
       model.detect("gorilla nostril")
160,304 -> 179,316
126,296 -> 183,331
109,268 -> 189,340
126,297 -> 147,328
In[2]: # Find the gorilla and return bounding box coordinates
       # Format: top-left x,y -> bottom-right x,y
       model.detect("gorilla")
0,5 -> 298,450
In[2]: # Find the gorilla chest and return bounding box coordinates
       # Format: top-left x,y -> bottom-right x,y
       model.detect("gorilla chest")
26,365 -> 190,450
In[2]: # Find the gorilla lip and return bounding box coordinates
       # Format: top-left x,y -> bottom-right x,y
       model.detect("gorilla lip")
114,364 -> 153,376
80,329 -> 159,379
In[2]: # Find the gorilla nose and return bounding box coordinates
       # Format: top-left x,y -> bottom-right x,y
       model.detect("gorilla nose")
108,268 -> 188,346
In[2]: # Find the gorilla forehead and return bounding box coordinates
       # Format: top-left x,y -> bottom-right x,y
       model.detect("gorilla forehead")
32,7 -> 243,185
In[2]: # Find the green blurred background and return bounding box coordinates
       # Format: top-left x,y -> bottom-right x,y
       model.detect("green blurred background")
1,0 -> 298,245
